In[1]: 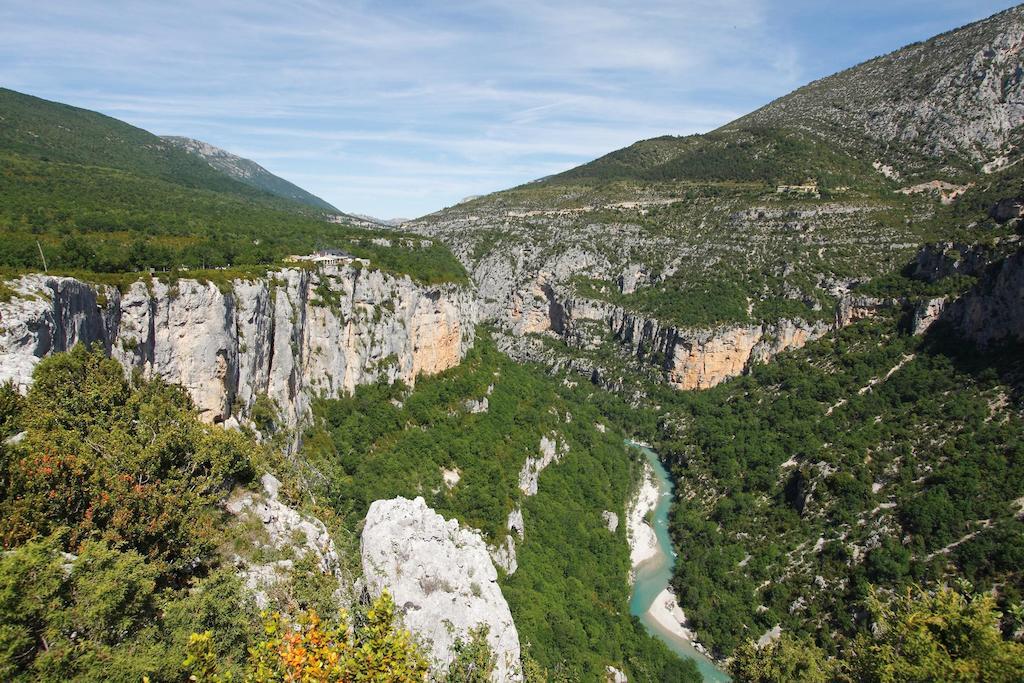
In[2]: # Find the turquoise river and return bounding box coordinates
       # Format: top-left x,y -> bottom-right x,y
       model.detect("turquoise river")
626,441 -> 730,682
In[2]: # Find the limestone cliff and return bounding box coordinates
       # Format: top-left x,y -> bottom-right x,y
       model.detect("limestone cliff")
938,247 -> 1024,349
499,278 -> 834,391
403,204 -> 878,392
361,496 -> 522,682
0,265 -> 476,432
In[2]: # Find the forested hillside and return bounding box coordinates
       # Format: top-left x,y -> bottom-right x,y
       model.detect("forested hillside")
400,5 -> 1024,679
2,4 -> 1024,681
0,89 -> 466,284
0,337 -> 700,681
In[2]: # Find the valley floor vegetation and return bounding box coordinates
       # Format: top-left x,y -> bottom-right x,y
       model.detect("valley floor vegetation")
299,331 -> 700,681
2,333 -> 1023,681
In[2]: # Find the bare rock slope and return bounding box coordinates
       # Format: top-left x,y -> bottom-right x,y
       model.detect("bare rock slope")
404,6 -> 1024,392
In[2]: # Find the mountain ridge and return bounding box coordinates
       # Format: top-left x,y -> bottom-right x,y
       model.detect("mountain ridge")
161,135 -> 339,212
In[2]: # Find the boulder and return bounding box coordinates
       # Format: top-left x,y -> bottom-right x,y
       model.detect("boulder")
362,496 -> 522,682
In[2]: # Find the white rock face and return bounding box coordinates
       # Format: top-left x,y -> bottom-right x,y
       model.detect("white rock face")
605,665 -> 628,682
0,276 -> 111,391
489,535 -> 518,576
912,297 -> 948,336
756,624 -> 783,648
0,265 -> 476,435
361,497 -> 521,682
489,434 -> 568,575
442,467 -> 461,489
602,511 -> 619,533
464,396 -> 489,413
507,507 -> 525,538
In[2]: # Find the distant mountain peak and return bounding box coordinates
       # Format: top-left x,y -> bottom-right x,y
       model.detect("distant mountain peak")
162,135 -> 338,212
726,5 -> 1024,175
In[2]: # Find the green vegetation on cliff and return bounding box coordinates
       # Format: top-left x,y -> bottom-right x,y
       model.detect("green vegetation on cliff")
0,347 -> 262,680
0,347 -> 492,682
540,128 -> 889,193
730,584 -> 1024,682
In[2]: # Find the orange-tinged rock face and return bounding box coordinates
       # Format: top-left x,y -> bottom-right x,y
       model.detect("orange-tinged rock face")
0,266 -> 478,436
666,321 -> 830,391
668,327 -> 763,390
410,304 -> 463,379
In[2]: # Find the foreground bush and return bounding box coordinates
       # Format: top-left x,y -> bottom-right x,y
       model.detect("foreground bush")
186,592 -> 429,682
731,584 -> 1024,682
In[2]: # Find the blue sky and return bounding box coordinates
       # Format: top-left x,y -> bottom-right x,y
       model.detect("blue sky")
0,1 -> 1017,218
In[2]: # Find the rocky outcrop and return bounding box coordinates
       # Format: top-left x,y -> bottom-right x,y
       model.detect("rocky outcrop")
0,265 -> 476,434
559,290 -> 834,390
938,248 -> 1024,349
909,242 -> 993,283
911,297 -> 948,336
361,496 -> 521,682
226,473 -> 348,610
667,319 -> 832,390
836,295 -> 889,327
518,434 -> 564,496
605,666 -> 628,682
991,196 -> 1023,224
489,535 -> 518,577
489,434 -> 568,575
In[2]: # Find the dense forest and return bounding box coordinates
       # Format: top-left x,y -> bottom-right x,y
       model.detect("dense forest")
0,338 -> 699,681
655,315 -> 1024,657
0,347 -> 493,682
3,335 -> 1023,681
0,152 -> 466,285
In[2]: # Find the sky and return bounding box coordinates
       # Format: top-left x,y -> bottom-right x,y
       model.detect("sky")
0,1 -> 1018,219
